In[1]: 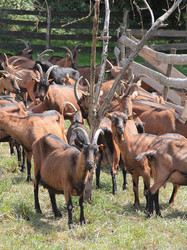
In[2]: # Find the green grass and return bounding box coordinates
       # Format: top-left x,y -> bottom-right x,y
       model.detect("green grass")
0,142 -> 186,249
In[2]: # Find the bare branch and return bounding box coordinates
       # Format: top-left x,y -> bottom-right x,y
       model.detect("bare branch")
143,0 -> 155,25
98,0 -> 183,118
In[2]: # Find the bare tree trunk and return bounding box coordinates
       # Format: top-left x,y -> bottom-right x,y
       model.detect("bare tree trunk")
89,0 -> 100,141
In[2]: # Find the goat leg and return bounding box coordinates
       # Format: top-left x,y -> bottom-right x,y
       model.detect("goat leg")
120,157 -> 128,190
34,173 -> 42,214
132,175 -> 140,209
79,194 -> 85,226
19,148 -> 25,172
67,194 -> 74,229
169,184 -> 179,204
111,170 -> 117,194
49,192 -> 62,218
96,151 -> 103,188
26,158 -> 32,182
154,190 -> 162,217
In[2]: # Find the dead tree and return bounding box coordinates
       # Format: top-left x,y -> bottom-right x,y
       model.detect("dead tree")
84,0 -> 183,202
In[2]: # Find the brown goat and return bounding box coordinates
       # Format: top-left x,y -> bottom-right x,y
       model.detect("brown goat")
32,128 -> 103,229
2,54 -> 40,106
106,111 -> 186,210
0,109 -> 67,181
0,71 -> 21,94
136,138 -> 187,216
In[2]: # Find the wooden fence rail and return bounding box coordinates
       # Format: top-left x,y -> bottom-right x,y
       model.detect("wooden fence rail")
0,8 -> 186,53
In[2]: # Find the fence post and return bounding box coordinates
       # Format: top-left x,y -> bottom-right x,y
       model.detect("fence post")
120,8 -> 129,60
46,6 -> 52,49
162,48 -> 176,101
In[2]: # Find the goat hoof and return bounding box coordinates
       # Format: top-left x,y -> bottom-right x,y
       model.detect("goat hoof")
55,210 -> 62,218
131,203 -> 139,210
26,177 -> 32,182
20,165 -> 25,172
80,220 -> 85,226
69,223 -> 74,229
36,208 -> 42,214
122,184 -> 128,190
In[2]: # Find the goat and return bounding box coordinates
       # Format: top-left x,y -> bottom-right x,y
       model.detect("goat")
0,109 -> 67,181
0,71 -> 21,94
136,138 -> 187,217
61,101 -> 86,149
32,128 -> 103,229
106,111 -> 186,210
31,64 -> 81,120
2,54 -> 40,106
35,59 -> 80,85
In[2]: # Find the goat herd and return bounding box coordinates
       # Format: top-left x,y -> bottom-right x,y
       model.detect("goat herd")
0,40 -> 186,229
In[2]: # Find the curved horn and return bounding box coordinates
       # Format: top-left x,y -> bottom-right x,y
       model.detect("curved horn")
92,128 -> 104,145
74,43 -> 83,50
106,59 -> 114,68
37,49 -> 54,61
133,74 -> 150,82
0,70 -> 9,74
3,53 -> 9,65
17,38 -> 30,50
61,101 -> 77,112
124,83 -> 140,97
10,58 -> 22,65
72,127 -> 89,144
60,46 -> 73,60
0,95 -> 13,99
44,65 -> 58,84
85,78 -> 90,92
74,76 -> 83,103
36,63 -> 43,82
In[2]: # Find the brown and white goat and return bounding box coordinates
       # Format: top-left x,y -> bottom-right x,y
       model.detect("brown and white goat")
32,128 -> 103,229
106,111 -> 186,210
136,138 -> 187,216
0,110 -> 67,181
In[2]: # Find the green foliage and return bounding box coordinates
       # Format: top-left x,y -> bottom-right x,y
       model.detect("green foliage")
0,0 -> 35,10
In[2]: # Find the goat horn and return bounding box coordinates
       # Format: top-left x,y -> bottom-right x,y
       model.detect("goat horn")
37,49 -> 54,61
74,76 -> 83,103
60,46 -> 73,60
3,53 -> 9,64
85,78 -> 90,91
133,74 -> 150,82
36,63 -> 43,82
11,58 -> 22,65
106,59 -> 113,68
0,70 -> 9,74
72,127 -> 89,144
17,38 -> 30,50
74,43 -> 82,50
45,65 -> 58,84
61,101 -> 77,112
0,95 -> 13,99
92,129 -> 104,145
125,83 -> 140,97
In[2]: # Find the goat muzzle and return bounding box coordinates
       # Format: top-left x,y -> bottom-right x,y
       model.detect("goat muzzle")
86,162 -> 94,172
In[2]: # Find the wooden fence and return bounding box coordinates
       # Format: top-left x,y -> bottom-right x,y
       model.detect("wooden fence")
0,8 -> 187,53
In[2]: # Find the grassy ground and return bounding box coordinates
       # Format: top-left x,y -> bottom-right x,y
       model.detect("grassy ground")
0,142 -> 186,249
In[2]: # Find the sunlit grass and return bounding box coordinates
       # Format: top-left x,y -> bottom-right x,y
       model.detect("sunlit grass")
0,142 -> 186,249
